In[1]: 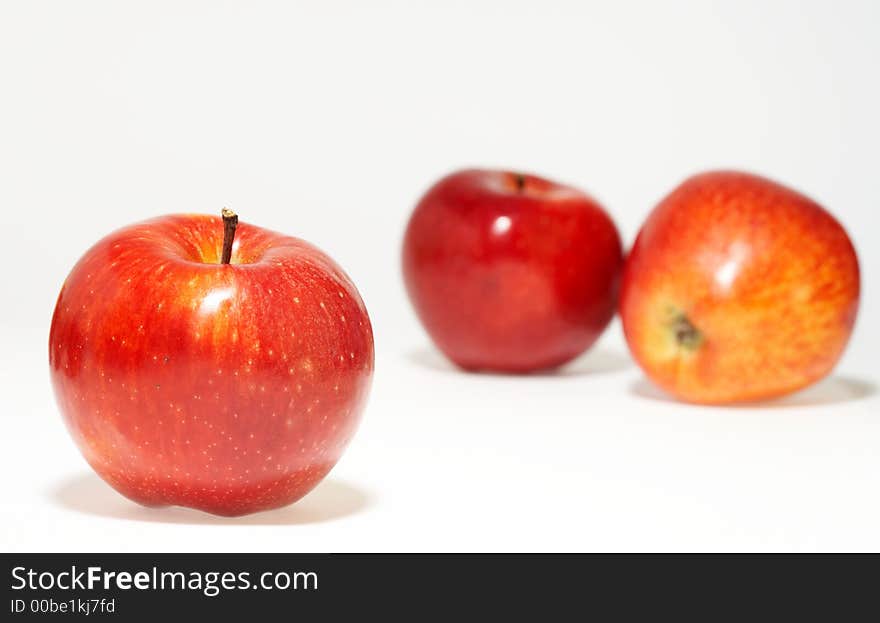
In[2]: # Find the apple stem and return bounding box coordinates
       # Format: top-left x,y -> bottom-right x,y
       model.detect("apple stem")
514,173 -> 526,192
220,208 -> 238,265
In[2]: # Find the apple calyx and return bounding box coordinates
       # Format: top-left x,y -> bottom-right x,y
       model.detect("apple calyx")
220,208 -> 238,264
670,313 -> 702,350
513,173 -> 526,192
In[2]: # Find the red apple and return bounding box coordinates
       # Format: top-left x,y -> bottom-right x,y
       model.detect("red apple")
49,211 -> 373,516
403,169 -> 623,372
620,171 -> 860,404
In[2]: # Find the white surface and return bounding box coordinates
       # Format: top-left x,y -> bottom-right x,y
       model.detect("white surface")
1,0 -> 878,552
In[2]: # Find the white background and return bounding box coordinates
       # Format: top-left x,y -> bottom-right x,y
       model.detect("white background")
1,0 -> 878,552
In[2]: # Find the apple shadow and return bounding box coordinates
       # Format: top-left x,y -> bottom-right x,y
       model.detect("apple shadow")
50,473 -> 373,525
406,346 -> 631,377
629,375 -> 877,408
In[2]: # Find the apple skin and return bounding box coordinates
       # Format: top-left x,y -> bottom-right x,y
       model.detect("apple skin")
49,214 -> 373,516
620,171 -> 860,404
403,169 -> 623,372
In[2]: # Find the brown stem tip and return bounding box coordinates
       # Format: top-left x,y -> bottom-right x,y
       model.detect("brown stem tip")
220,208 -> 238,265
514,173 -> 526,192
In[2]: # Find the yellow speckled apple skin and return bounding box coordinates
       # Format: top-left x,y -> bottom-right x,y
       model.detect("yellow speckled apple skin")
49,214 -> 374,516
620,171 -> 860,404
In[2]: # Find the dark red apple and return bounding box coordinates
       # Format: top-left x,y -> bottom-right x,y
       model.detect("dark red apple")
49,211 -> 373,516
620,171 -> 860,404
403,169 -> 623,372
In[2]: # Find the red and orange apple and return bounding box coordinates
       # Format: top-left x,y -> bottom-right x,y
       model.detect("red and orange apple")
620,171 -> 860,404
49,211 -> 373,516
403,169 -> 623,372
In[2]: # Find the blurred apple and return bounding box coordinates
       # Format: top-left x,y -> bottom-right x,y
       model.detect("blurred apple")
403,169 -> 623,372
620,171 -> 860,404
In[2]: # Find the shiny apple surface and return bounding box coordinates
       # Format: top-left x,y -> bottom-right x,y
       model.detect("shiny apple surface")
50,214 -> 373,516
403,169 -> 623,372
